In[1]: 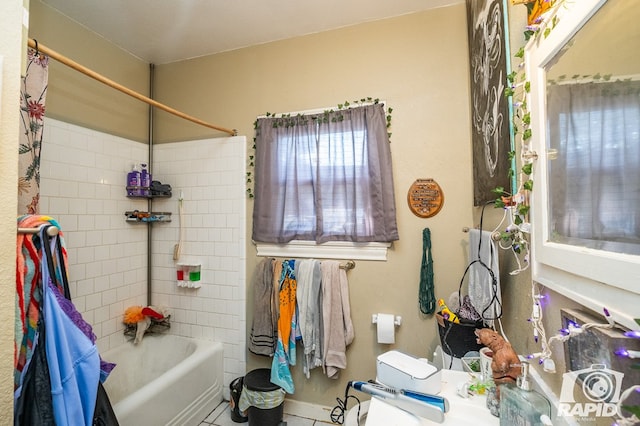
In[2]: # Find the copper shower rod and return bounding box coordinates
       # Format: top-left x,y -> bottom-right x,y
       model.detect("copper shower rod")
27,39 -> 237,136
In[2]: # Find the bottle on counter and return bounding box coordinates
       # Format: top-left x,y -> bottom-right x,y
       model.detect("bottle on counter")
499,362 -> 552,426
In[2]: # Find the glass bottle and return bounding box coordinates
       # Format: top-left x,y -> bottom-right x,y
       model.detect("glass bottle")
499,362 -> 552,426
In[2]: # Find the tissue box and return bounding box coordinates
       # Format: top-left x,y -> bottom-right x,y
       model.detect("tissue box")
376,350 -> 442,395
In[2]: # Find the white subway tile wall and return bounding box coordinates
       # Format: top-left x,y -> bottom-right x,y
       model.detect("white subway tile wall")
153,138 -> 247,387
39,118 -> 247,389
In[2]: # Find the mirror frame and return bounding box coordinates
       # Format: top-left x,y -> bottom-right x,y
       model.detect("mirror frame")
527,0 -> 640,330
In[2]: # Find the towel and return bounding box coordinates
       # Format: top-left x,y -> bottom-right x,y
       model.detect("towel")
15,215 -> 66,390
296,259 -> 323,378
275,260 -> 296,353
272,259 -> 282,326
270,260 -> 296,393
39,224 -> 101,425
468,229 -> 502,323
321,261 -> 354,379
248,258 -> 277,356
295,260 -> 310,350
43,255 -> 100,426
294,261 -> 303,342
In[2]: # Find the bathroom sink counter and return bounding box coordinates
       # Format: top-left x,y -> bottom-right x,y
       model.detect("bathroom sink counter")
366,369 -> 499,426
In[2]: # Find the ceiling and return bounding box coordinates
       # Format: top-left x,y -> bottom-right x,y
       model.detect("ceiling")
41,0 -> 462,64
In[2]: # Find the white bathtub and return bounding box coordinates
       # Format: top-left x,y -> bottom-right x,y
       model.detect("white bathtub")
102,334 -> 224,426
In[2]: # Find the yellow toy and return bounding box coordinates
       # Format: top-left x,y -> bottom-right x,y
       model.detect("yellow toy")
437,299 -> 460,323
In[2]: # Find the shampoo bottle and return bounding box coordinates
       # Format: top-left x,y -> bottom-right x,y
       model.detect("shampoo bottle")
140,163 -> 151,196
499,362 -> 552,426
127,164 -> 141,196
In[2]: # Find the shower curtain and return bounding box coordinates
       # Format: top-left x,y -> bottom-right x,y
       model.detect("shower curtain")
18,47 -> 49,215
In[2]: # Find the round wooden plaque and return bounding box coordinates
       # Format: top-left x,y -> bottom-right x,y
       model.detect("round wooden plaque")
407,178 -> 444,218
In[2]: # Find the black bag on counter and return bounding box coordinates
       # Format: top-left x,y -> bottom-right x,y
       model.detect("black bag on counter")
436,313 -> 484,358
436,251 -> 495,360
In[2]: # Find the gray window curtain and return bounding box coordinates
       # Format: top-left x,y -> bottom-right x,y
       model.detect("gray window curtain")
547,80 -> 640,254
252,103 -> 399,244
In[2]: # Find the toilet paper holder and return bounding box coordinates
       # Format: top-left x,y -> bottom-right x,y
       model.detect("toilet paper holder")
372,314 -> 402,327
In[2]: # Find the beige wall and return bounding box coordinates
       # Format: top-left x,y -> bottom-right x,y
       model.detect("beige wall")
0,0 -> 25,422
28,0 -> 151,142
156,5 -> 478,406
21,0 -> 587,412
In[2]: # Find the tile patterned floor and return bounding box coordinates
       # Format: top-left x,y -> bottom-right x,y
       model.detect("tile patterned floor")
200,401 -> 335,426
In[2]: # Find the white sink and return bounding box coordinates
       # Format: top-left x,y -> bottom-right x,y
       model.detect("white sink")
365,369 -> 499,426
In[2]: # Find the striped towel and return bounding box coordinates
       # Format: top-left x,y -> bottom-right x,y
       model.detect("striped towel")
15,214 -> 66,389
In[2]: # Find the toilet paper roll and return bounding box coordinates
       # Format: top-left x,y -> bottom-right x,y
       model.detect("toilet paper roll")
376,313 -> 396,344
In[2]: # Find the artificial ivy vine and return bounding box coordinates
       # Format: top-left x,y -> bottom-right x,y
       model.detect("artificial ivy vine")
490,1 -> 564,266
246,97 -> 393,198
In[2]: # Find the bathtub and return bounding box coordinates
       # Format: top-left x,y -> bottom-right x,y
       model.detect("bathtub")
102,334 -> 224,426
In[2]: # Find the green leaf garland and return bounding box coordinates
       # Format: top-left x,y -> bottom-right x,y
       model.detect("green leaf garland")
246,97 -> 393,198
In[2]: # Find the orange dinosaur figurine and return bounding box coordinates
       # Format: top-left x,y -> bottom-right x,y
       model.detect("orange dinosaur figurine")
475,328 -> 521,387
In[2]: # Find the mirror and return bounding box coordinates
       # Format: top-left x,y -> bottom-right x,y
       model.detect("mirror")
544,0 -> 640,256
546,0 -> 638,81
527,0 -> 640,330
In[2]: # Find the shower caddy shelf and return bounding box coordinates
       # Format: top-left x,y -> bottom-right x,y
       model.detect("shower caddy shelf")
125,183 -> 172,223
123,315 -> 171,339
125,211 -> 172,223
126,186 -> 172,199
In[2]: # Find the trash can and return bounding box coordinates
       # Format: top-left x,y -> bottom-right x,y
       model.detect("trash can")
237,368 -> 285,426
230,376 -> 248,423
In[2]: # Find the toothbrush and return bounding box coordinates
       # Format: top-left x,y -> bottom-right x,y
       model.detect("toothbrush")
350,381 -> 447,423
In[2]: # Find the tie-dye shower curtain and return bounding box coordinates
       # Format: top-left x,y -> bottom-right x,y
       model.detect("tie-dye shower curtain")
18,47 -> 49,215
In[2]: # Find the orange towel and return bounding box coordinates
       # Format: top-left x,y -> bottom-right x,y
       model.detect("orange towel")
278,262 -> 297,353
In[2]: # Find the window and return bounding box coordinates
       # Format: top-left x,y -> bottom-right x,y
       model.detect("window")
251,103 -> 398,258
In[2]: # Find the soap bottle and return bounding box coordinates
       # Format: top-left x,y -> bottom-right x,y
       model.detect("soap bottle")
127,164 -> 141,196
140,163 -> 151,196
499,362 -> 552,426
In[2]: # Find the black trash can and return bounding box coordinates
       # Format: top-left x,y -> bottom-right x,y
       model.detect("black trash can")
242,368 -> 284,426
230,376 -> 248,423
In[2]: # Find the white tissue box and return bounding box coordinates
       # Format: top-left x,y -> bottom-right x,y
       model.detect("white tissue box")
376,350 -> 442,395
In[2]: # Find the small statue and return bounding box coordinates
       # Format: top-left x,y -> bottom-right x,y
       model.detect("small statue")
475,328 -> 520,387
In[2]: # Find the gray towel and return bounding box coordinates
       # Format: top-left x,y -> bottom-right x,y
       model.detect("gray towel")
248,258 -> 277,356
297,260 -> 323,378
321,260 -> 354,379
468,229 -> 502,324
